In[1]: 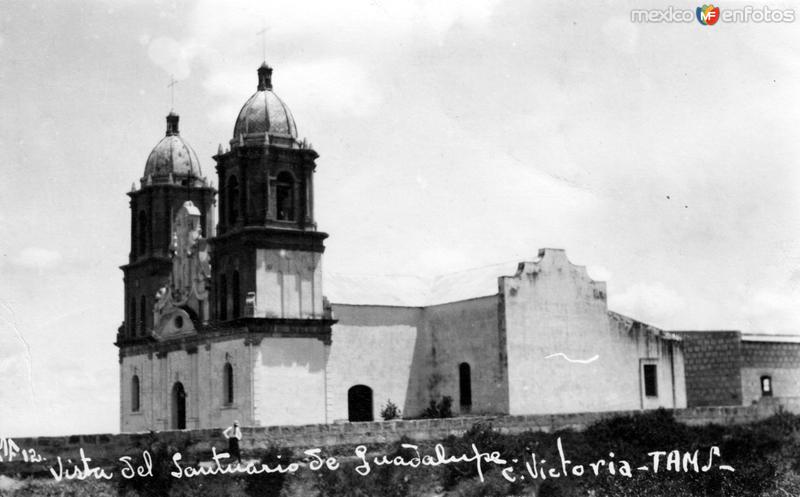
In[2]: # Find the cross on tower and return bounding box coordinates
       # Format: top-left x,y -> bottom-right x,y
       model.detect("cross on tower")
167,75 -> 178,110
256,23 -> 268,61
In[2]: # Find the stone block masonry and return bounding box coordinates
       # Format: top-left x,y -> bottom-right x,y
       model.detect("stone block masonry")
742,341 -> 800,369
675,331 -> 743,406
3,401 -> 795,477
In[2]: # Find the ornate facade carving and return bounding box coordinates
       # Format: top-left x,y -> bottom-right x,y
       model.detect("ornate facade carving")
152,201 -> 212,339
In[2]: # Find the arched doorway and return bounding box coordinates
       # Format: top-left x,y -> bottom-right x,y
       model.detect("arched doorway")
347,385 -> 373,422
172,382 -> 187,429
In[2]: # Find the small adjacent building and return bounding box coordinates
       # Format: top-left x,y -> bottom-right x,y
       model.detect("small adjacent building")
676,331 -> 800,407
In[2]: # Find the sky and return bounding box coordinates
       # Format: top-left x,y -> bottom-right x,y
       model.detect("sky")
0,0 -> 798,437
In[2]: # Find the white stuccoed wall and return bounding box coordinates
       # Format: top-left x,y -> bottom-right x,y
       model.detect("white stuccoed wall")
120,339 -> 256,432
420,296 -> 509,415
251,337 -> 328,426
254,249 -> 323,319
326,305 -> 424,422
500,248 -> 686,415
121,248 -> 688,432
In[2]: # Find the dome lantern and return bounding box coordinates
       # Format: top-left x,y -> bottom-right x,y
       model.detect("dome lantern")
143,112 -> 202,182
257,62 -> 273,91
166,111 -> 180,136
232,62 -> 298,147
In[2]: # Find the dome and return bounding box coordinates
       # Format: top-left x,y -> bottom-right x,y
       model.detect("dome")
143,113 -> 202,180
232,63 -> 297,140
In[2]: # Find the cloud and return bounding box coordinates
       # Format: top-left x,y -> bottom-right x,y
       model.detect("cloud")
609,281 -> 687,327
281,58 -> 382,118
11,247 -> 62,269
139,0 -> 503,105
601,16 -> 640,55
204,58 -> 382,130
203,68 -> 249,97
187,0 -> 499,42
740,286 -> 800,334
146,36 -> 199,79
0,301 -> 36,427
0,354 -> 34,411
0,303 -> 30,361
207,100 -> 243,129
412,0 -> 500,33
415,245 -> 475,275
142,0 -> 502,139
587,265 -> 612,282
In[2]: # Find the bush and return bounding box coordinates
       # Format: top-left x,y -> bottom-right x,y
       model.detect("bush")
439,422 -> 501,489
380,400 -> 402,421
242,446 -> 295,497
420,396 -> 453,419
117,432 -> 182,497
168,475 -> 248,497
314,437 -> 432,497
0,479 -> 117,497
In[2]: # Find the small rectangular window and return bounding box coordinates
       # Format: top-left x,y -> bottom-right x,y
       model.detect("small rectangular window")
760,376 -> 773,397
644,364 -> 658,397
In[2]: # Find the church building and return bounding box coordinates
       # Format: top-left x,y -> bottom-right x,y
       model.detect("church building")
117,62 -> 688,432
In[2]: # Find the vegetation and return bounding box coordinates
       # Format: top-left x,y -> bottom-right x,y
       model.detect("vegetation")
308,410 -> 800,496
116,432 -> 182,497
241,446 -> 294,497
380,399 -> 402,421
0,478 -> 117,497
420,395 -> 454,419
2,410 -> 800,496
314,437 -> 437,497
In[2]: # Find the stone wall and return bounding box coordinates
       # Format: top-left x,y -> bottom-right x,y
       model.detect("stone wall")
675,331 -> 743,407
7,403 -> 794,477
742,340 -> 800,368
741,340 -> 800,406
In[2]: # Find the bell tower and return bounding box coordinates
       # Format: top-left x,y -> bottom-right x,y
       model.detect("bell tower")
118,64 -> 334,431
211,62 -> 332,339
119,112 -> 215,345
